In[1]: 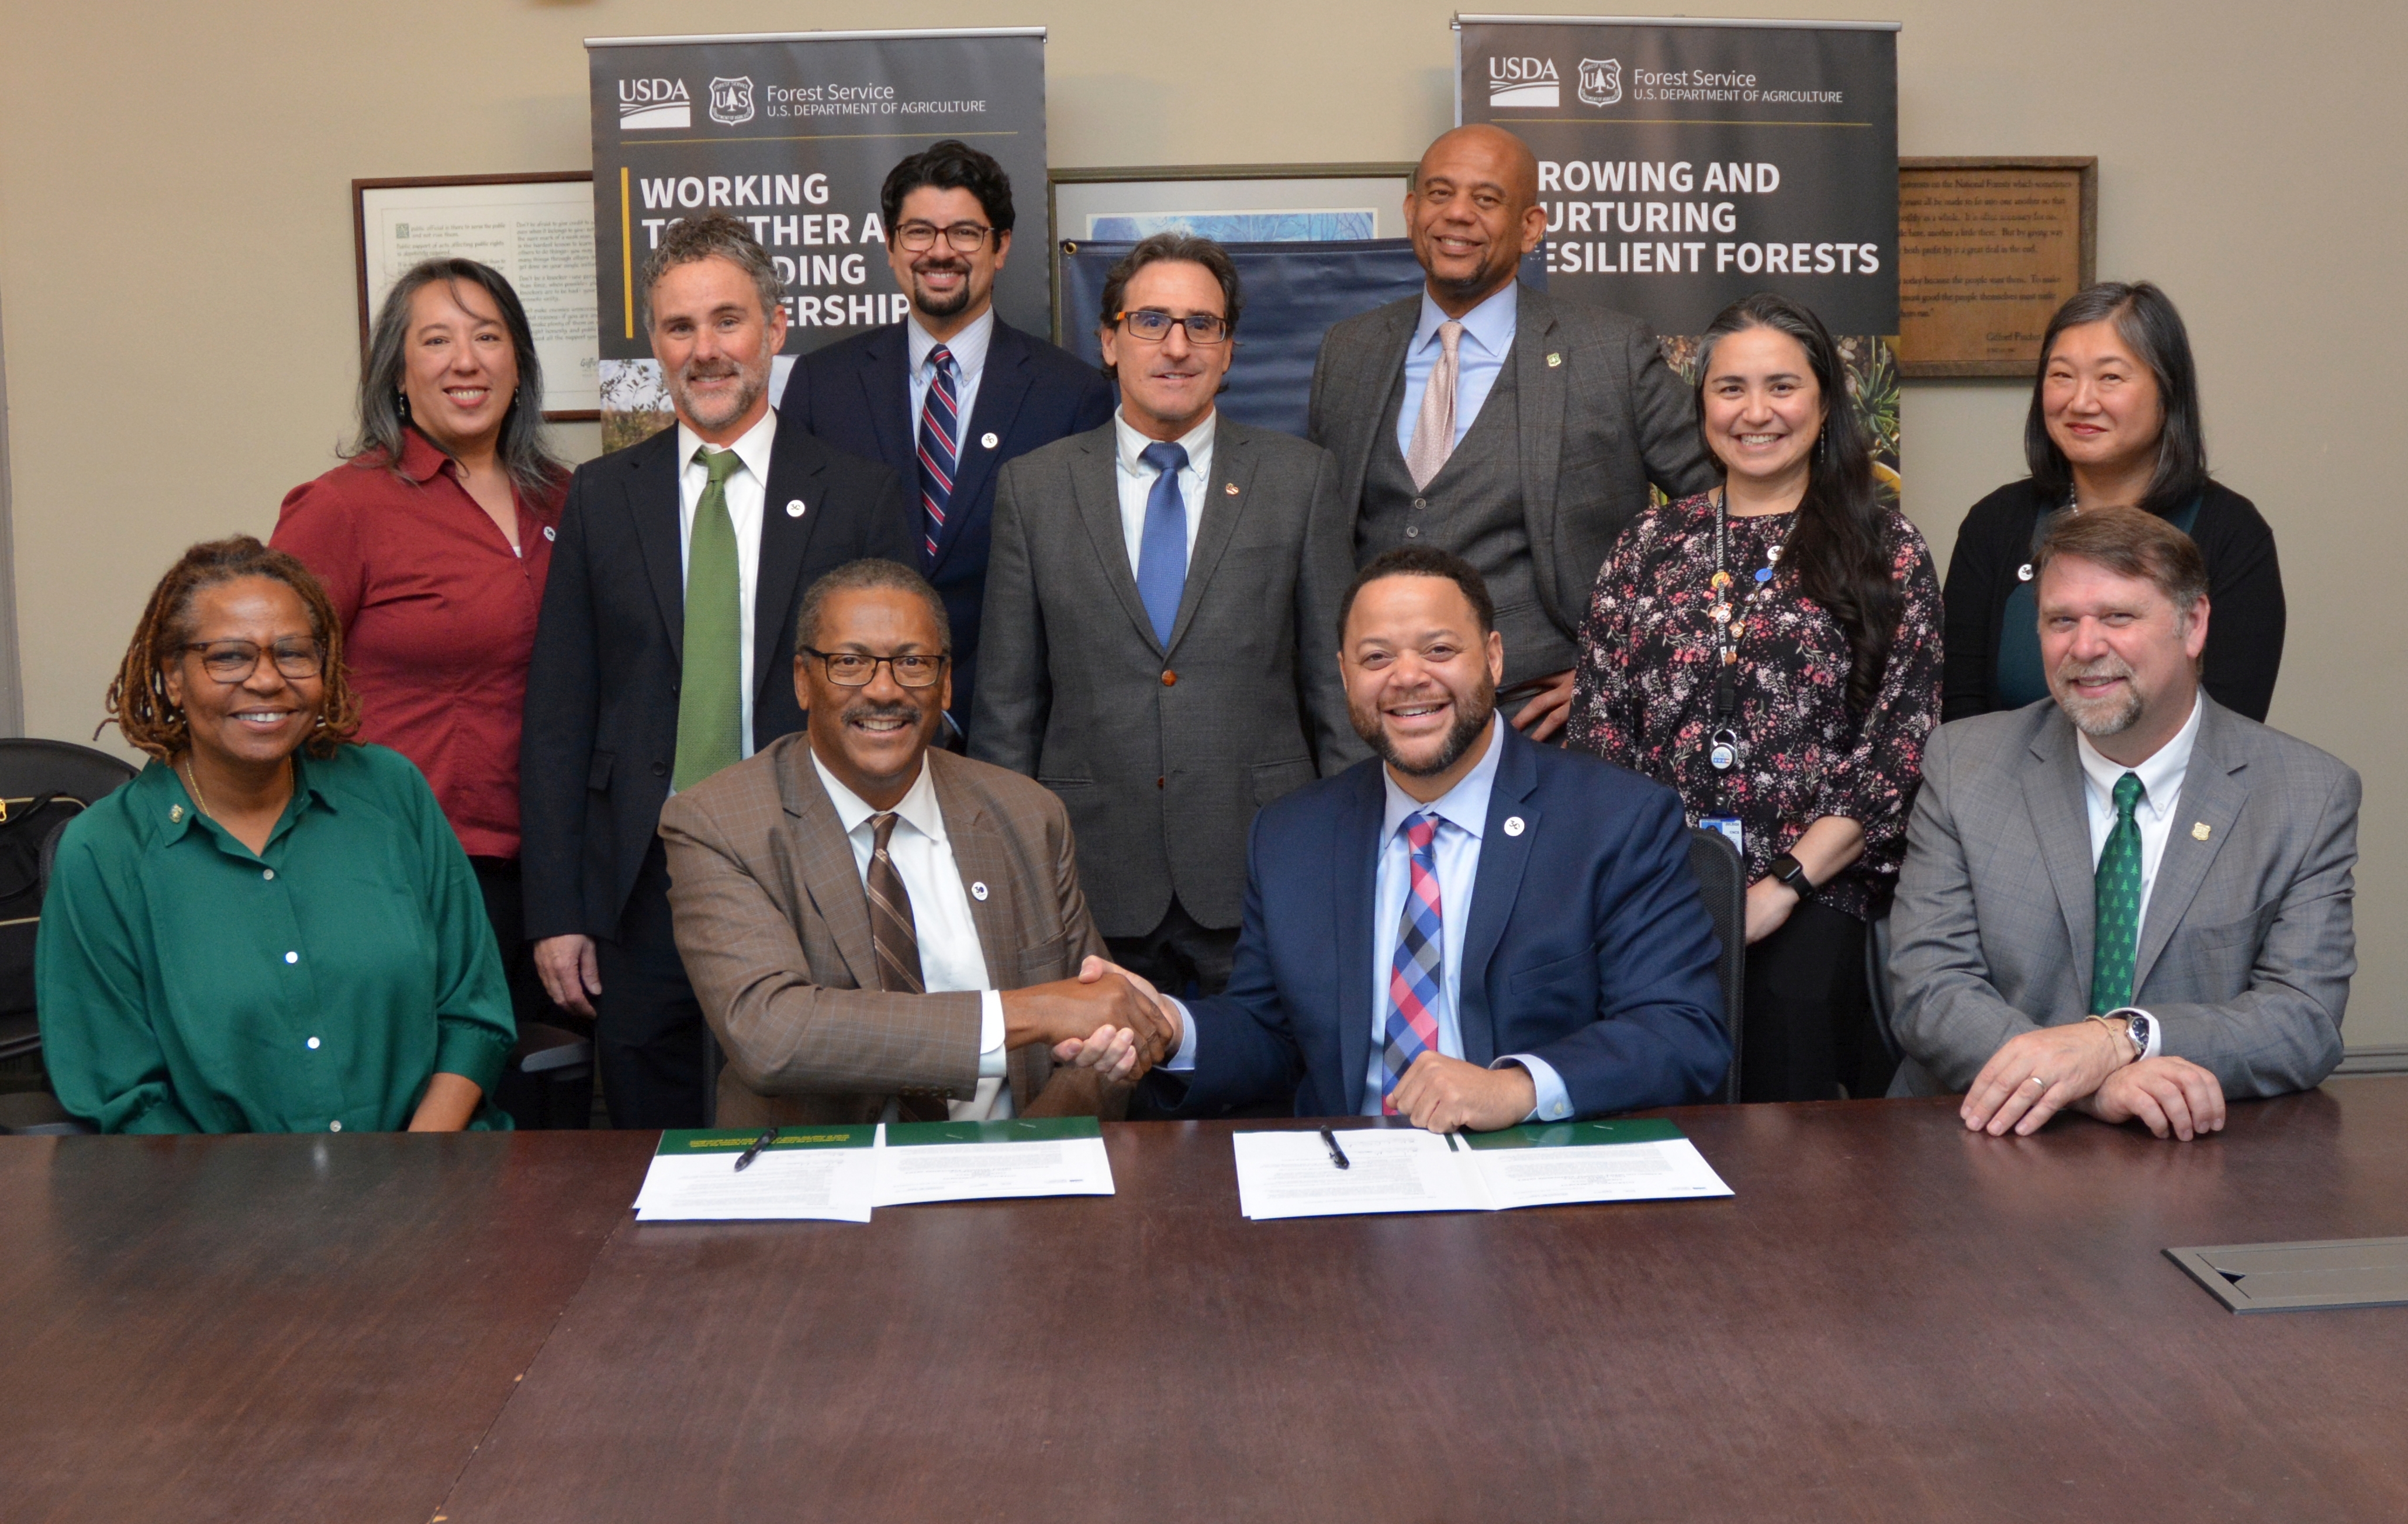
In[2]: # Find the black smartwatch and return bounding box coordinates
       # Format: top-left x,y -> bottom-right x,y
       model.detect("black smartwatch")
1767,852 -> 1813,894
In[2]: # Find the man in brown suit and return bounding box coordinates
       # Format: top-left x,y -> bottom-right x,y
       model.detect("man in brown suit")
661,558 -> 1170,1127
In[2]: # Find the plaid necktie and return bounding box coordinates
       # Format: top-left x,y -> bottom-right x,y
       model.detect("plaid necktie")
1381,811 -> 1445,1114
671,446 -> 746,791
915,345 -> 959,570
2090,772 -> 2146,1014
867,811 -> 948,1122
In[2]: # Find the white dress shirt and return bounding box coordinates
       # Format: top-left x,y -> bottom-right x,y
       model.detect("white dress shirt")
906,305 -> 994,458
1393,282 -> 1518,458
677,410 -> 774,759
1112,409 -> 1215,575
2073,690 -> 2201,1058
810,750 -> 1013,1120
1164,721 -> 1569,1122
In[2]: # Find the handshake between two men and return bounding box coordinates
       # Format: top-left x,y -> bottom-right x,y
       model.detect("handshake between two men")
1045,956 -> 1548,1135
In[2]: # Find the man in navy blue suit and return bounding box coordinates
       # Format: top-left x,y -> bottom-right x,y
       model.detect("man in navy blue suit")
778,141 -> 1115,741
1064,547 -> 1728,1128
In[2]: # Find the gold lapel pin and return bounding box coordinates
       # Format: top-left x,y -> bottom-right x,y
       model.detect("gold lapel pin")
1546,352 -> 1563,367
169,804 -> 184,823
1224,482 -> 1239,495
2192,822 -> 2212,841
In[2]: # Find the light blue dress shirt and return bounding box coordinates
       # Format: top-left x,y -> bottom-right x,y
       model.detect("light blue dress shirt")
1392,282 -> 1518,459
1165,721 -> 1570,1122
905,305 -> 994,455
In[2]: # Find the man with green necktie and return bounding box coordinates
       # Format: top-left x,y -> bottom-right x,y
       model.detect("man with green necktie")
1887,507 -> 2358,1141
521,214 -> 914,1127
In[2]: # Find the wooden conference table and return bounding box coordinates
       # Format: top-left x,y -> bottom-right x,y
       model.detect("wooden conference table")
4,1083 -> 2407,1523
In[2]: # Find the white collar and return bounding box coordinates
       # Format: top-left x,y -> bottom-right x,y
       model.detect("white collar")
677,407 -> 778,483
1114,408 -> 1217,474
1381,716 -> 1504,843
2076,690 -> 2202,813
906,305 -> 996,380
1413,281 -> 1518,359
809,745 -> 948,846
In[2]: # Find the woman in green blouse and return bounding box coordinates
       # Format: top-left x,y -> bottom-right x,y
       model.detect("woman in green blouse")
37,537 -> 516,1134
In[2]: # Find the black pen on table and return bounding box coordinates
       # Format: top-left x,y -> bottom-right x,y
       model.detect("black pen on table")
733,1126 -> 779,1171
1319,1126 -> 1350,1170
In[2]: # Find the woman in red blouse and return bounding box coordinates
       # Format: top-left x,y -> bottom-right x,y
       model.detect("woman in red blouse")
273,258 -> 572,1036
1567,293 -> 1942,1104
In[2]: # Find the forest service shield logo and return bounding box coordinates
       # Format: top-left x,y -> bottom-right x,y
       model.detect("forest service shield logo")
1578,58 -> 1622,106
709,76 -> 755,126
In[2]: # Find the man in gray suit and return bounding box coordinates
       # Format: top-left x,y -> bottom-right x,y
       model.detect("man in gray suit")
1890,507 -> 2357,1141
1308,124 -> 1715,739
973,233 -> 1365,1000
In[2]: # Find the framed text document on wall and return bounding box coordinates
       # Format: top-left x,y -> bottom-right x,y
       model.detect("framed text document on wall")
353,172 -> 600,420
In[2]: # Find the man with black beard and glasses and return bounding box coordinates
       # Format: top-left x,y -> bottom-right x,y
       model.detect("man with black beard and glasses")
1889,507 -> 2357,1141
1059,547 -> 1729,1129
779,141 -> 1114,744
522,214 -> 912,1127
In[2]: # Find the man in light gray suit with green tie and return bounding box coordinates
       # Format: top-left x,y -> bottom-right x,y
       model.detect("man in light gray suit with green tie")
1889,507 -> 2357,1140
973,234 -> 1366,1006
1308,124 -> 1716,740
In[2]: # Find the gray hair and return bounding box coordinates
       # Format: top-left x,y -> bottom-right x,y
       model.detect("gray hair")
640,213 -> 783,327
796,558 -> 952,652
353,259 -> 564,493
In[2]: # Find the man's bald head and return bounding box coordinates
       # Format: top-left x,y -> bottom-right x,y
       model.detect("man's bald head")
1412,124 -> 1540,208
1404,125 -> 1548,315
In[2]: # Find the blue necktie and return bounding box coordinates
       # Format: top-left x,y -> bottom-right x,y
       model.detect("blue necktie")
915,345 -> 958,571
1135,441 -> 1189,648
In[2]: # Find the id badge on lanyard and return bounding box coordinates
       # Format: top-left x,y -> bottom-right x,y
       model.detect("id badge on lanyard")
1699,816 -> 1744,852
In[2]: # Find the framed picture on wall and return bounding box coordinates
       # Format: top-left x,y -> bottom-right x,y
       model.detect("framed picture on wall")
353,172 -> 600,420
1895,157 -> 2098,379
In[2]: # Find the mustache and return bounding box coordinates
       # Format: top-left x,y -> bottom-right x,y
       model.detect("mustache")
840,699 -> 921,726
2056,654 -> 2135,683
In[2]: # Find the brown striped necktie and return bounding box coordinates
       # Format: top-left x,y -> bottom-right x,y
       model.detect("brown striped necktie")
866,812 -> 947,1121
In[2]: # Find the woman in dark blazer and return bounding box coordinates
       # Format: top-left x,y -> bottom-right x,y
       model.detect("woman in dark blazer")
1943,281 -> 2284,722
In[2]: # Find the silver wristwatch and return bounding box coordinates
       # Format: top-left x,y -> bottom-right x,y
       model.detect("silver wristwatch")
2116,1009 -> 2155,1061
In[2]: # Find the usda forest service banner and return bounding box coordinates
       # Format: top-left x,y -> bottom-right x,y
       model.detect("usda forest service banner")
586,29 -> 1048,448
1457,17 -> 1902,499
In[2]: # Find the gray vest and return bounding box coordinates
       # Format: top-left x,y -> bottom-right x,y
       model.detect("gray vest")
1357,349 -> 1575,686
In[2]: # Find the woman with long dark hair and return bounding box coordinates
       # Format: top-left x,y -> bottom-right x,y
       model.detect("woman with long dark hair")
272,258 -> 572,1040
1942,281 -> 2283,721
1567,292 -> 1941,1103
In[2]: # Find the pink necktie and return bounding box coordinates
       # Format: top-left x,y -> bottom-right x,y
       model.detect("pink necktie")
1405,320 -> 1464,491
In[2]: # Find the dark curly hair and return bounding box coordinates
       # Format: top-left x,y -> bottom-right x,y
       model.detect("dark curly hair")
103,537 -> 361,762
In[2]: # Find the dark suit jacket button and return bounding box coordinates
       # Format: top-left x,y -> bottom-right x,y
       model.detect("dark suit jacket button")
1412,497 -> 1427,510
651,762 -> 666,777
1405,526 -> 1421,538
1161,671 -> 1177,686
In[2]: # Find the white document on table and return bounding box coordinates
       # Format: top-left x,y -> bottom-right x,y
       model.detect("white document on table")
1460,1135 -> 1732,1209
633,1143 -> 877,1223
1232,1128 -> 1485,1219
1232,1122 -> 1733,1219
873,1118 -> 1117,1207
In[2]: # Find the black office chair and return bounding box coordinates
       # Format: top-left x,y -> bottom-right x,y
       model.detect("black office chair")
0,739 -> 137,1135
1864,903 -> 1902,1067
1684,827 -> 1747,1104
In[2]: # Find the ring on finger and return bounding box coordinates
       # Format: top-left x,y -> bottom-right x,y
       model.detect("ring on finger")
2026,1076 -> 2048,1088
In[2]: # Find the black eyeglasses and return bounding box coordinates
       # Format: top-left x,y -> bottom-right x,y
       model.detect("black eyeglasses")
182,639 -> 326,683
799,647 -> 949,688
896,221 -> 995,253
1113,309 -> 1232,345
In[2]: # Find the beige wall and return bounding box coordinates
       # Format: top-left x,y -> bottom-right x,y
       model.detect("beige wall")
4,2 -> 2400,1046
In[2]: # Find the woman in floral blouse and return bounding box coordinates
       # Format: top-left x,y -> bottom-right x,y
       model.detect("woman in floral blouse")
1567,293 -> 1942,1103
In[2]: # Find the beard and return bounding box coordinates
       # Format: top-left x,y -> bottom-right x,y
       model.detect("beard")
910,257 -> 975,320
2051,655 -> 2144,738
1353,679 -> 1497,778
668,350 -> 772,434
